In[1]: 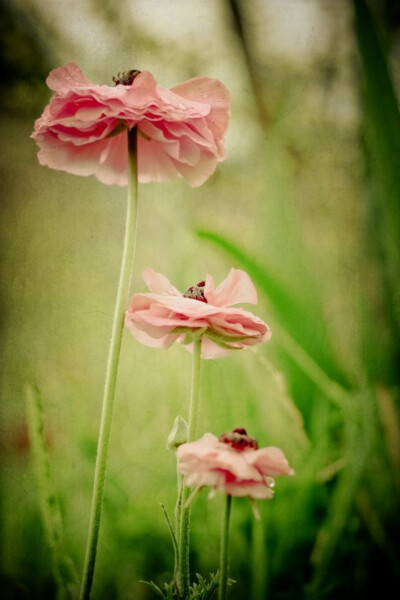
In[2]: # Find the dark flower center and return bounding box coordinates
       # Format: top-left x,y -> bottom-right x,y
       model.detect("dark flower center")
183,281 -> 208,303
112,70 -> 141,86
219,428 -> 259,451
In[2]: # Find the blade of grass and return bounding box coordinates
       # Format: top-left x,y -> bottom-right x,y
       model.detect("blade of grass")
160,504 -> 179,579
25,384 -> 78,599
250,349 -> 311,453
356,489 -> 400,579
308,389 -> 376,598
353,0 -> 400,380
227,0 -> 270,130
197,229 -> 349,407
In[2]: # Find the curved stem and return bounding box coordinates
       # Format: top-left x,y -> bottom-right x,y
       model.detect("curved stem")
218,495 -> 232,600
178,338 -> 202,597
79,128 -> 138,600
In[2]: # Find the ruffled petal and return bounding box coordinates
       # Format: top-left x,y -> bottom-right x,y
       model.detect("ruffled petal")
224,481 -> 275,499
171,151 -> 218,187
137,136 -> 180,183
213,447 -> 263,481
177,433 -> 219,459
155,86 -> 211,120
35,132 -> 118,180
46,62 -> 93,93
203,274 -> 215,302
177,432 -> 292,500
249,447 -> 295,476
124,317 -> 179,349
33,65 -> 230,186
210,269 -> 258,306
171,76 -> 230,149
142,268 -> 180,295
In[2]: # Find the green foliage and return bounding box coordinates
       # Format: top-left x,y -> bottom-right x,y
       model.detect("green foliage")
141,572 -> 225,600
25,385 -> 78,599
353,0 -> 400,385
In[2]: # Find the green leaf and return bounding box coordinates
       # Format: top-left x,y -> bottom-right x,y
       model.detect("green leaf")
140,580 -> 167,599
25,384 -> 78,598
308,389 -> 376,596
353,0 -> 400,383
160,504 -> 179,578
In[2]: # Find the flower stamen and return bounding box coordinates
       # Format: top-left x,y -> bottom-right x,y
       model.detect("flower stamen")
183,281 -> 208,303
219,428 -> 259,451
112,69 -> 141,86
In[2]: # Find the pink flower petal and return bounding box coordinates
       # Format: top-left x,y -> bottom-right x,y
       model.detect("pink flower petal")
171,151 -> 218,187
32,64 -> 230,187
137,136 -> 180,184
36,132 -> 125,183
248,447 -> 295,476
46,62 -> 93,93
125,268 -> 270,358
210,269 -> 258,306
177,433 -> 219,459
124,319 -> 179,349
177,432 -> 293,500
224,481 -> 274,500
142,268 -> 180,295
171,76 -> 230,151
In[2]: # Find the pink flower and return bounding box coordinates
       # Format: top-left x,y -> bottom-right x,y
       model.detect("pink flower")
124,268 -> 271,359
31,63 -> 230,187
177,428 -> 294,500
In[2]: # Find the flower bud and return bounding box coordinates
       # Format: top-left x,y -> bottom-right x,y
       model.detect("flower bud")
167,416 -> 188,450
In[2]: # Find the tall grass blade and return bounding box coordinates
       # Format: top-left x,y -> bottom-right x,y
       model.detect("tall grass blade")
161,504 -> 179,579
25,384 -> 77,599
308,390 -> 376,597
353,0 -> 400,380
197,229 -> 349,406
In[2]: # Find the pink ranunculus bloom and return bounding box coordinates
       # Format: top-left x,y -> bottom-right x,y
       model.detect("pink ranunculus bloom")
124,268 -> 271,359
31,63 -> 230,187
177,428 -> 294,500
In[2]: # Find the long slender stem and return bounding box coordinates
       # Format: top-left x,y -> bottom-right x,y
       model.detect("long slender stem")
178,338 -> 202,598
219,495 -> 232,600
187,338 -> 202,443
79,128 -> 138,600
250,516 -> 267,600
174,463 -> 183,577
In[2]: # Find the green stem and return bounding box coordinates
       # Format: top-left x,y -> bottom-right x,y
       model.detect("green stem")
178,338 -> 202,598
250,516 -> 267,600
79,128 -> 138,600
174,462 -> 183,577
219,495 -> 232,600
187,338 -> 202,443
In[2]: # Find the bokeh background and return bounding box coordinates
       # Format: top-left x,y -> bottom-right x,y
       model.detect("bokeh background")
1,0 -> 399,598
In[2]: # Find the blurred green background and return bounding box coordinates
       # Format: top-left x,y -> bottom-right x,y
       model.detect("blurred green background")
1,0 -> 399,598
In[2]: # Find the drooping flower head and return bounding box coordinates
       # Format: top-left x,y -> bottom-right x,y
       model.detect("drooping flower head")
124,268 -> 271,359
31,63 -> 230,187
177,428 -> 294,500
